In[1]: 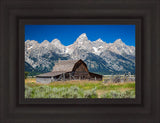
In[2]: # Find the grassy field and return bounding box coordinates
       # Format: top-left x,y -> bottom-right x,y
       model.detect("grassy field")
25,78 -> 135,98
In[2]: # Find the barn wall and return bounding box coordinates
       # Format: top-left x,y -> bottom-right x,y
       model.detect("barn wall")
36,77 -> 53,84
89,72 -> 102,80
74,62 -> 90,79
75,63 -> 87,72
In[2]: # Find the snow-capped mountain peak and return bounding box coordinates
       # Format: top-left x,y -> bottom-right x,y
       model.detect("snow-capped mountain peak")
25,40 -> 38,44
78,33 -> 87,38
113,39 -> 123,44
41,40 -> 49,44
25,40 -> 39,49
51,39 -> 61,45
95,38 -> 103,42
92,38 -> 108,54
108,39 -> 135,56
51,39 -> 66,54
75,33 -> 89,44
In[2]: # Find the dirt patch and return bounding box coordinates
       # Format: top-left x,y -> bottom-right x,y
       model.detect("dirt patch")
25,78 -> 36,83
96,90 -> 109,98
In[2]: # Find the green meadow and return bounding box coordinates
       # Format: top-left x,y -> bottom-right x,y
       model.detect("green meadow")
25,78 -> 135,98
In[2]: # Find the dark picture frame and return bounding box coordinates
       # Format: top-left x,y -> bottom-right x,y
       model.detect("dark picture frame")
0,0 -> 160,122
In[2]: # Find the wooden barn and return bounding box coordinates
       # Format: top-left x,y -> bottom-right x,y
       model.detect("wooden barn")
36,59 -> 102,84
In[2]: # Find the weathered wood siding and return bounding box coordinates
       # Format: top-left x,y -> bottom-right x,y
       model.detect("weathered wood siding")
89,72 -> 102,80
73,62 -> 90,79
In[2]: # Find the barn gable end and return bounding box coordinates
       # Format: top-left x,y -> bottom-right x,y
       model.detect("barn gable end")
73,60 -> 90,79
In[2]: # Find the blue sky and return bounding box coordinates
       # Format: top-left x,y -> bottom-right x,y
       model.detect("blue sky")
25,25 -> 135,46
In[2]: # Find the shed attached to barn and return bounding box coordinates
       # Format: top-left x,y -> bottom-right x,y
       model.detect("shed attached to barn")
36,59 -> 102,84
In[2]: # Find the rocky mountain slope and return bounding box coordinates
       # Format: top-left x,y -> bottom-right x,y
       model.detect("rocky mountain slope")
25,33 -> 135,75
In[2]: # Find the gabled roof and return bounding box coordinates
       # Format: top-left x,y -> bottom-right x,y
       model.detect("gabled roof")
52,59 -> 81,72
36,71 -> 67,77
36,59 -> 83,77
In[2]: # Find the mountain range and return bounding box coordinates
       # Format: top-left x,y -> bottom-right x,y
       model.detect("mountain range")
25,33 -> 135,76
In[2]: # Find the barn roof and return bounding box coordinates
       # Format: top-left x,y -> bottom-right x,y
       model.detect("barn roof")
36,71 -> 67,77
52,59 -> 80,72
36,59 -> 83,77
89,72 -> 102,77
